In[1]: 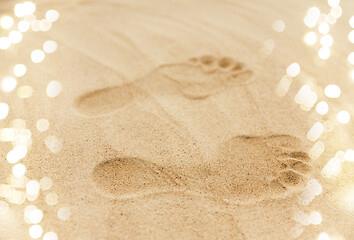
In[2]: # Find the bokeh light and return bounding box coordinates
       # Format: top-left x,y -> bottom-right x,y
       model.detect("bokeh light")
29,225 -> 43,239
31,49 -> 45,63
13,164 -> 26,177
324,84 -> 341,98
13,64 -> 27,77
58,207 -> 71,221
1,16 -> 14,29
336,110 -> 350,124
0,103 -> 9,120
46,10 -> 60,22
36,119 -> 50,132
43,40 -> 58,53
2,76 -> 17,92
286,63 -> 301,77
46,81 -> 62,97
304,32 -> 317,45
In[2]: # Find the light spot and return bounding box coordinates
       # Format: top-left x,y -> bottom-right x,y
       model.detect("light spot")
350,69 -> 354,83
0,37 -> 11,50
45,192 -> 58,206
0,103 -> 10,120
322,158 -> 342,178
29,209 -> 43,224
43,232 -> 58,240
318,232 -> 330,240
320,35 -> 333,47
1,16 -> 14,29
43,40 -> 58,54
17,86 -> 33,98
304,7 -> 320,28
18,21 -> 30,32
13,64 -> 27,77
318,23 -> 330,35
309,211 -> 322,225
275,75 -> 292,97
324,84 -> 341,98
29,225 -> 43,239
23,1 -> 36,16
326,13 -> 337,24
46,10 -> 60,22
31,49 -> 45,63
2,76 -> 17,92
39,177 -> 52,191
36,119 -> 50,132
306,179 -> 322,196
307,121 -> 324,142
0,201 -> 9,215
13,164 -> 26,177
272,20 -> 285,32
348,30 -> 354,43
14,3 -> 26,17
46,81 -> 62,97
315,101 -> 329,115
286,63 -> 300,77
9,31 -> 23,44
26,180 -> 40,195
336,110 -> 350,124
292,210 -> 310,225
58,207 -> 71,221
304,32 -> 317,45
344,149 -> 354,162
318,47 -> 331,60
45,135 -> 62,153
31,20 -> 41,32
295,85 -> 317,109
350,16 -> 354,28
328,0 -> 340,8
40,20 -> 52,32
309,141 -> 325,160
347,52 -> 354,65
331,6 -> 342,18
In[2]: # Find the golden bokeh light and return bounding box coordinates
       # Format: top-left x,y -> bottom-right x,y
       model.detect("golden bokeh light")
45,192 -> 58,206
272,20 -> 285,32
324,84 -> 341,98
318,23 -> 330,35
309,211 -> 322,225
57,207 -> 71,221
0,103 -> 10,120
39,177 -> 52,191
309,141 -> 325,160
17,85 -> 33,98
29,224 -> 43,239
315,101 -> 329,115
36,119 -> 50,132
304,32 -> 317,45
12,164 -> 26,177
45,135 -> 63,153
1,76 -> 17,92
31,49 -> 45,63
26,180 -> 40,196
31,20 -> 41,32
9,31 -> 23,44
0,37 -> 11,50
43,40 -> 58,54
344,149 -> 354,162
347,52 -> 354,65
307,121 -> 324,142
23,1 -> 36,16
348,30 -> 354,43
46,10 -> 60,22
322,157 -> 342,178
46,81 -> 62,97
43,232 -> 58,240
0,201 -> 9,215
29,208 -> 43,224
18,21 -> 30,32
336,110 -> 350,124
350,16 -> 354,28
1,16 -> 14,29
13,64 -> 27,77
318,47 -> 331,60
320,35 -> 333,47
328,0 -> 340,8
286,62 -> 301,77
318,232 -> 331,240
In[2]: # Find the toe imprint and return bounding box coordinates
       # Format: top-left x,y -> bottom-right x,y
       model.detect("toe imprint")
74,84 -> 143,116
202,134 -> 311,203
160,55 -> 254,100
92,157 -> 186,199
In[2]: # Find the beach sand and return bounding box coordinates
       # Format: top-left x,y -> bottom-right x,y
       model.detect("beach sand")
0,0 -> 353,239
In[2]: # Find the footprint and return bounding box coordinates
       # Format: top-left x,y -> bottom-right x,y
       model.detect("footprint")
92,157 -> 187,199
201,135 -> 311,204
160,55 -> 254,100
74,83 -> 144,116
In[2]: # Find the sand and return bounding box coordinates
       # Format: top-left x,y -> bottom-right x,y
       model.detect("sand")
0,0 -> 353,239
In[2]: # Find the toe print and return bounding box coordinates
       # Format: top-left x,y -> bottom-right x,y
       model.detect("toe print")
92,157 -> 186,199
160,55 -> 254,100
202,135 -> 312,204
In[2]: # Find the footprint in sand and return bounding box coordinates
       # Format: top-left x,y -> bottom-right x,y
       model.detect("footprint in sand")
160,55 -> 254,99
201,135 -> 312,204
73,55 -> 254,117
92,157 -> 187,199
74,83 -> 145,116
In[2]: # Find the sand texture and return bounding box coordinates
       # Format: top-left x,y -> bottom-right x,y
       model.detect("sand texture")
0,0 -> 353,239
